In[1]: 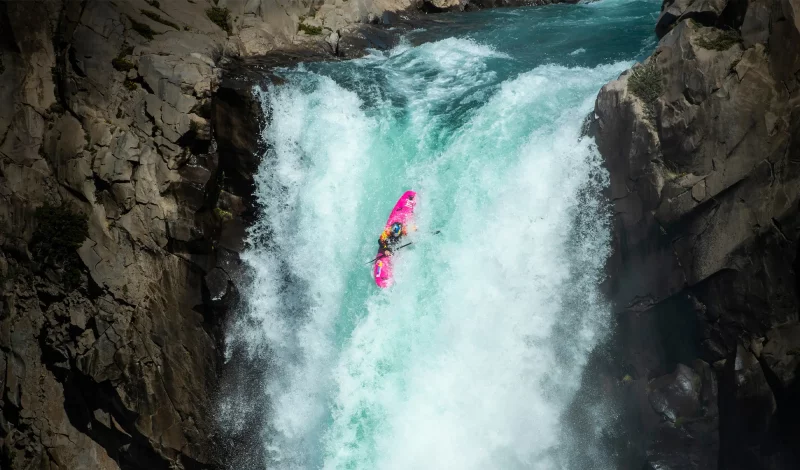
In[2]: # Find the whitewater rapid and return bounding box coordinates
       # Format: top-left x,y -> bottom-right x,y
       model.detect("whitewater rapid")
221,1 -> 659,469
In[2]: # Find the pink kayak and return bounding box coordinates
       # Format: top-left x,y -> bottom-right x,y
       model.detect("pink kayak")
373,190 -> 417,288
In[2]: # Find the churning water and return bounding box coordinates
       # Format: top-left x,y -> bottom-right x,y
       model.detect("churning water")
222,1 -> 659,468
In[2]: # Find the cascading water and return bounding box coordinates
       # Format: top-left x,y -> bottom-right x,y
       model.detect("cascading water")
222,1 -> 660,468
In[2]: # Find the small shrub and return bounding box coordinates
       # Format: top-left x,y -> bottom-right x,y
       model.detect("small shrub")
112,56 -> 134,72
124,79 -> 137,90
206,7 -> 231,34
141,10 -> 179,30
30,204 -> 88,290
128,16 -> 155,40
696,28 -> 741,51
146,0 -> 160,8
621,374 -> 634,384
628,61 -> 664,118
214,207 -> 233,221
298,22 -> 323,36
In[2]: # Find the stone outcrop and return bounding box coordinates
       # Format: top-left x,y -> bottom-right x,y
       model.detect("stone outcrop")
0,1 -> 260,468
591,0 -> 800,467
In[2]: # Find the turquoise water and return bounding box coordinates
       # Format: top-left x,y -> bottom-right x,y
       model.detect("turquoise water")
224,1 -> 660,469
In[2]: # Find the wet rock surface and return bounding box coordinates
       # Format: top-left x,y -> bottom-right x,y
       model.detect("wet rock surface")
588,0 -> 800,467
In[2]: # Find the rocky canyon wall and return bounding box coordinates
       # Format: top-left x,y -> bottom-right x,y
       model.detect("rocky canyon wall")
592,0 -> 800,468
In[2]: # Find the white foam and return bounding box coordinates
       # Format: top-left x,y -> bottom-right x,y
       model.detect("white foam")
229,37 -> 629,470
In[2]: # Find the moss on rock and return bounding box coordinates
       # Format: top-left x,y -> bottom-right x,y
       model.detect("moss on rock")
298,22 -> 323,36
128,16 -> 155,40
141,10 -> 179,30
206,7 -> 231,34
696,28 -> 740,51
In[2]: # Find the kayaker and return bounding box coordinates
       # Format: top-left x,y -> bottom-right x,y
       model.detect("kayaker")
378,222 -> 406,257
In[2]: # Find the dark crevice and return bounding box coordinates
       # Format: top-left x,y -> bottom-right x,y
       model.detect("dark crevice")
419,1 -> 449,13
176,129 -> 211,156
93,172 -> 112,193
656,0 -> 749,40
138,77 -> 155,95
0,3 -> 20,54
757,358 -> 800,465
719,0 -> 749,31
67,45 -> 87,77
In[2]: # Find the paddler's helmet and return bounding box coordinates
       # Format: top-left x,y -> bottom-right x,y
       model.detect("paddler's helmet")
391,222 -> 403,237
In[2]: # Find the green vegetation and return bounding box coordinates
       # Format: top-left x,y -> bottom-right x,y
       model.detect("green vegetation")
112,56 -> 135,72
141,10 -> 179,30
30,204 -> 88,290
660,160 -> 688,180
206,7 -> 231,34
124,79 -> 137,90
298,22 -> 323,36
214,207 -> 233,221
696,28 -> 740,51
128,16 -> 155,40
628,61 -> 664,118
621,374 -> 634,384
112,46 -> 135,72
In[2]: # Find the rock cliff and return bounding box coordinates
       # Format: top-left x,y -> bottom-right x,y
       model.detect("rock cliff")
591,0 -> 800,467
0,1 -> 251,468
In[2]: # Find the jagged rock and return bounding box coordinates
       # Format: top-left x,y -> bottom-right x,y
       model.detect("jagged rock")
205,267 -> 232,304
655,0 -> 730,38
594,0 -> 800,467
741,0 -> 771,46
327,31 -> 341,54
761,324 -> 800,388
649,363 -> 705,422
213,77 -> 263,200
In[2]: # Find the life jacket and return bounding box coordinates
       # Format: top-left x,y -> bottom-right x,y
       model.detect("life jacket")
379,223 -> 404,253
